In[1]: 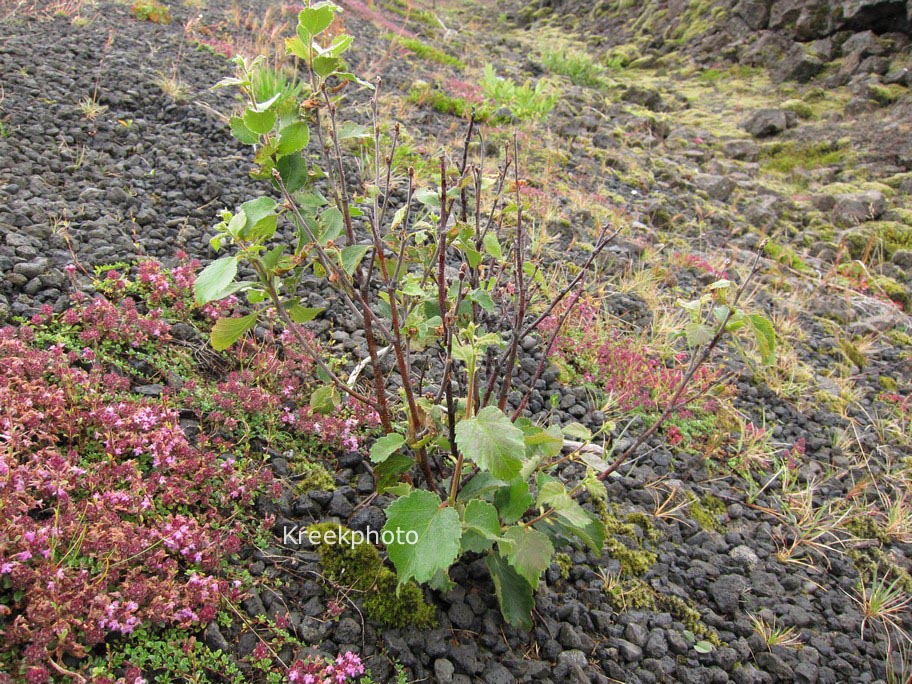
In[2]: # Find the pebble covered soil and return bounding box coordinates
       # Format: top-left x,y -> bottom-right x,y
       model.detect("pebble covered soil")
1,0 -> 912,683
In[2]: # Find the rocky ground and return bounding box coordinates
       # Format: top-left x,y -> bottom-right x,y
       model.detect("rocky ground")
2,0 -> 912,683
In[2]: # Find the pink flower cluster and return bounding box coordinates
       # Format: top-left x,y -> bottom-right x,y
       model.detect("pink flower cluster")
539,295 -> 720,415
0,327 -> 269,678
286,652 -> 364,684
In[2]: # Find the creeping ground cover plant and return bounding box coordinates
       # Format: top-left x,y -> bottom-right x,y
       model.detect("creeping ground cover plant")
199,1 -> 776,628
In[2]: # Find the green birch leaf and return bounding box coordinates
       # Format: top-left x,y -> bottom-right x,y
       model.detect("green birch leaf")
373,453 -> 413,494
229,116 -> 260,145
340,245 -> 370,275
210,312 -> 257,351
194,256 -> 237,305
298,5 -> 335,38
243,108 -> 276,136
694,641 -> 715,654
370,433 -> 405,464
310,384 -> 340,414
494,478 -> 533,524
486,552 -> 534,630
275,153 -> 309,193
537,477 -> 591,529
455,406 -> 525,481
461,499 -> 501,553
561,422 -> 591,441
500,526 -> 553,590
457,472 -> 507,502
288,304 -> 324,323
313,55 -> 341,78
469,289 -> 495,313
383,490 -> 461,585
483,232 -> 503,260
685,322 -> 715,347
277,121 -> 310,155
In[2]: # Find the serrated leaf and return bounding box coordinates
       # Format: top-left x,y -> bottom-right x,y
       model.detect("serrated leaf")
374,453 -> 413,493
457,472 -> 507,502
229,116 -> 260,145
246,289 -> 267,304
370,433 -> 405,464
243,108 -> 276,135
537,477 -> 591,528
210,312 -> 257,351
486,552 -> 534,630
336,121 -> 371,141
275,153 -> 309,193
390,205 -> 408,232
383,489 -> 461,585
461,499 -> 501,553
320,32 -> 353,57
414,188 -> 439,208
213,76 -> 247,89
483,232 -> 503,260
706,279 -> 734,291
319,207 -> 344,243
455,406 -> 525,481
494,478 -> 533,524
385,482 -> 413,497
519,424 -> 564,480
748,313 -> 776,365
262,245 -> 286,271
194,256 -> 237,305
310,384 -> 340,415
277,122 -> 310,156
685,322 -> 715,347
288,304 -> 324,323
298,5 -> 335,39
286,35 -> 309,60
313,55 -> 341,77
340,245 -> 370,275
469,289 -> 495,313
536,513 -> 606,554
242,197 -> 277,225
500,526 -> 553,590
561,422 -> 591,441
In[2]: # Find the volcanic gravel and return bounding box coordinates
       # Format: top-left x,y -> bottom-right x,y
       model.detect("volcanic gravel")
2,1 -> 912,683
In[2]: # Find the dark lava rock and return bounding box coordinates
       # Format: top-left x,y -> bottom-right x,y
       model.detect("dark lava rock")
709,574 -> 748,615
774,43 -> 824,82
742,108 -> 790,138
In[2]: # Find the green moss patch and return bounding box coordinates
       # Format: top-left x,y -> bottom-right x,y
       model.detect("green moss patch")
308,523 -> 437,628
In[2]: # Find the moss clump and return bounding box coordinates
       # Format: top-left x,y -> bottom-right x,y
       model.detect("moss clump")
554,552 -> 572,580
868,84 -> 906,106
760,140 -> 845,174
879,375 -> 899,391
781,98 -> 814,119
838,339 -> 867,369
844,222 -> 912,261
873,275 -> 910,306
290,459 -> 335,493
308,523 -> 436,628
846,514 -> 891,544
887,329 -> 912,346
688,494 -> 726,532
849,546 -> 912,592
604,577 -> 720,644
594,499 -> 659,576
